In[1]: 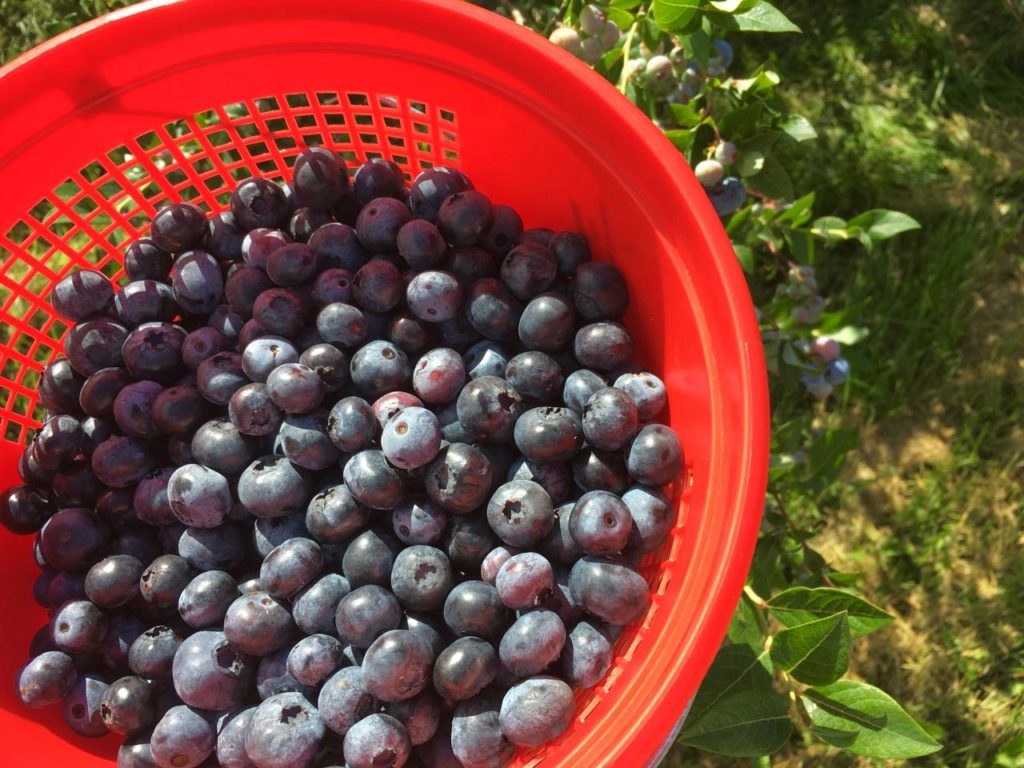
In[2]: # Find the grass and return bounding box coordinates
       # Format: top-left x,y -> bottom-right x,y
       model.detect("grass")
2,1 -> 1023,766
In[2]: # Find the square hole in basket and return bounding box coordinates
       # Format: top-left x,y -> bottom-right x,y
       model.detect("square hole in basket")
256,96 -> 280,114
286,93 -> 310,108
295,114 -> 317,129
347,93 -> 369,107
28,200 -> 56,223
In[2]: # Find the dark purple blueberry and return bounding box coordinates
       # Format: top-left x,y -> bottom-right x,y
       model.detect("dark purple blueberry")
236,455 -> 310,518
239,336 -> 298,384
499,609 -> 566,677
224,266 -> 272,319
614,371 -> 668,421
437,190 -> 494,247
343,713 -> 411,768
51,599 -> 108,653
350,340 -> 410,398
518,292 -> 576,352
572,260 -> 629,320
293,147 -> 349,211
122,324 -> 184,385
293,573 -> 351,636
573,447 -> 631,494
342,528 -> 402,588
265,242 -> 316,287
115,280 -> 177,327
411,347 -> 465,404
522,227 -> 556,246
151,202 -> 206,253
232,177 -> 290,231
455,376 -> 522,444
335,584 -> 402,648
391,496 -> 447,546
439,313 -> 481,353
279,410 -> 340,470
299,343 -> 349,392
316,302 -> 369,349
537,503 -> 582,565
508,457 -> 572,505
451,692 -> 513,768
151,704 -> 216,768
167,464 -> 232,528
125,238 -> 172,282
242,228 -> 291,270
39,507 -> 108,570
305,484 -> 370,546
100,675 -> 154,735
91,435 -> 154,487
252,287 -> 307,338
311,267 -> 354,308
486,479 -> 555,548
178,523 -> 247,572
378,406 -> 440,470
281,634 -> 344,689
223,592 -> 295,656
45,570 -> 88,608
85,554 -> 143,608
623,485 -> 673,552
499,676 -> 574,747
128,625 -> 183,680
495,551 -> 554,610
442,580 -> 509,640
308,222 -> 368,272
549,230 -> 592,275
253,513 -> 307,559
100,613 -> 145,676
319,666 -> 378,737
0,484 -> 52,535
362,629 -> 435,703
50,457 -> 102,507
140,554 -> 194,610
172,250 -> 223,316
563,369 -> 607,415
17,651 -> 77,708
49,269 -> 114,321
29,414 -> 83,470
178,571 -> 239,629
189,419 -> 257,474
181,327 -> 231,370
409,167 -> 473,222
481,204 -> 523,259
265,362 -> 325,414
80,415 -> 115,454
569,556 -> 650,625
397,219 -> 447,270
390,545 -> 453,612
62,671 -> 110,737
423,442 -> 493,514
500,242 -> 556,301
256,644 -> 314,701
152,385 -> 209,435
445,246 -> 498,288
342,450 -> 405,511
216,707 -> 255,768
227,383 -> 282,436
205,211 -> 244,262
356,197 -> 413,255
506,351 -> 564,404
582,386 -> 639,451
569,490 -> 632,555
406,270 -> 463,323
463,340 -> 509,380
513,406 -> 583,463
39,356 -> 85,414
172,630 -> 255,711
626,423 -> 684,486
386,689 -> 441,746
110,525 -> 161,563
480,545 -> 518,585
64,318 -> 128,376
260,537 -> 323,598
326,396 -> 375,452
574,321 -> 634,371
351,258 -> 404,313
289,205 -> 333,241
432,637 -> 497,703
353,158 -> 406,205
446,515 -> 498,575
208,304 -> 245,339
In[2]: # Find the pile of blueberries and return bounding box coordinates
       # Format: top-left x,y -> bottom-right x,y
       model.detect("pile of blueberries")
2,149 -> 684,768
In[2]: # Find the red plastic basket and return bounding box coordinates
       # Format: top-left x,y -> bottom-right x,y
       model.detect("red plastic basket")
0,0 -> 768,765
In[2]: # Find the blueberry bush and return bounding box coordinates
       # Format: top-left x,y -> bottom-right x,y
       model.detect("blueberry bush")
492,0 -> 940,761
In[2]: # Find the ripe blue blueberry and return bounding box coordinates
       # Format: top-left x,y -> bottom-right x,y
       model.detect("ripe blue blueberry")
626,423 -> 684,486
569,556 -> 651,625
499,609 -> 566,677
499,676 -> 574,747
319,666 -> 379,737
343,712 -> 412,768
406,270 -> 464,322
172,630 -> 255,711
292,573 -> 352,636
286,634 -> 346,687
17,651 -> 77,708
244,692 -> 326,768
223,591 -> 295,656
412,347 -> 466,404
178,571 -> 238,629
150,704 -> 217,768
443,580 -> 510,641
582,387 -> 639,451
390,545 -> 454,612
495,551 -> 554,610
167,464 -> 232,528
50,269 -> 114,322
569,490 -> 632,555
500,242 -> 557,301
513,406 -> 584,464
381,406 -> 442,470
574,322 -> 634,371
451,692 -> 513,768
432,636 -> 498,703
335,584 -> 402,649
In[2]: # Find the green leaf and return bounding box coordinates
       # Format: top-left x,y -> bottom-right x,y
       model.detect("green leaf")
770,613 -> 851,686
732,70 -> 780,95
810,724 -> 860,748
747,155 -> 793,200
719,104 -> 764,141
681,644 -> 792,756
651,0 -> 701,32
774,191 -> 815,225
608,0 -> 643,8
732,243 -> 755,275
736,149 -> 765,177
768,587 -> 893,638
803,427 -> 859,491
782,344 -> 819,372
810,215 -> 851,242
710,0 -> 760,12
708,1 -> 801,33
664,128 -> 697,153
605,7 -> 636,28
727,592 -> 765,647
780,114 -> 818,142
829,325 -> 870,345
682,29 -> 710,62
847,209 -> 922,241
669,102 -> 704,128
803,681 -> 942,758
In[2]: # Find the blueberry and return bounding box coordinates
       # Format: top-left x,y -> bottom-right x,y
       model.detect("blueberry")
349,259 -> 404,314
255,644 -> 315,701
151,202 -> 207,253
178,571 -> 238,629
464,277 -> 520,341
293,147 -> 349,212
373,390 -> 424,429
111,380 -> 164,437
165,463 -> 232,529
439,314 -> 481,353
177,523 -> 247,572
499,676 -> 574,747
390,545 -> 454,612
549,231 -> 592,275
537,503 -> 583,565
39,507 -> 109,570
437,190 -> 494,246
495,551 -> 554,610
279,410 -> 341,470
216,707 -> 256,768
182,327 -> 232,371
561,620 -> 613,688
574,321 -> 634,371
443,581 -> 509,640
582,387 -> 639,451
51,457 -> 103,507
350,340 -> 410,398
391,495 -> 447,545
353,158 -> 406,205
613,371 -> 667,421
451,692 -> 513,768
172,630 -> 255,710
85,554 -> 144,608
572,447 -> 631,494
500,242 -> 556,301
115,280 -> 177,327
256,515 -> 311,561
51,599 -> 108,653
406,270 -> 463,322
244,692 -> 325,768
335,584 -> 402,648
285,634 -> 345,687
412,347 -> 466,404
63,672 -> 110,737
356,197 -> 413,254
513,406 -> 583,463
445,246 -> 498,287
462,341 -> 509,380
626,423 -> 684,486
152,385 -> 209,435
388,311 -> 437,358
316,302 -> 369,348
343,712 -> 411,768
305,484 -> 371,545
45,570 -> 88,608
265,362 -> 325,414
205,211 -> 245,262
242,228 -> 291,270
518,292 -> 576,352
446,515 -> 499,575
189,419 -> 257,475
64,318 -> 129,376
223,592 -> 295,656
622,485 -> 673,552
307,268 -> 354,309
499,609 -> 566,677
129,625 -> 183,680
397,219 -> 447,269
39,357 -> 86,414
232,177 -> 290,231
409,167 -> 473,221
110,525 -> 162,564
506,351 -> 564,404
252,287 -> 308,338
423,442 -> 493,514
707,176 -> 747,216
292,573 -> 351,636
49,269 -> 114,321
308,222 -> 368,272
237,455 -> 311,518
125,238 -> 173,282
196,351 -> 247,405
207,302 -> 243,338
508,457 -> 572,505
296,343 -> 348,393
171,250 -> 224,316
569,556 -> 650,625
481,204 -> 523,259
0,484 -> 53,535
826,357 -> 851,385
323,396 -> 374,453
343,450 -> 406,510
17,651 -> 77,708
265,242 -> 316,286
140,554 -> 194,611
319,666 -> 378,737
362,629 -> 435,702
568,490 -> 632,555
261,537 -> 324,598
479,545 -> 518,585
430,636 -> 498,705
695,159 -> 725,188
379,406 -> 441,470
229,383 -> 284,436
386,689 -> 441,746
100,675 -> 155,735
29,414 -> 83,470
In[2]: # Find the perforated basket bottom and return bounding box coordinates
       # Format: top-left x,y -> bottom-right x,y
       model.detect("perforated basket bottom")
0,89 -> 691,766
